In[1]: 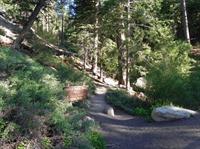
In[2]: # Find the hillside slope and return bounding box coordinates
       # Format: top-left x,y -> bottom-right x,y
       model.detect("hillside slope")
0,46 -> 98,149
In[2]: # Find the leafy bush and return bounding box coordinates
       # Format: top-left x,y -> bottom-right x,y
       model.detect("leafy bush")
87,131 -> 106,149
0,47 -> 97,148
106,89 -> 150,115
57,64 -> 95,93
105,89 -> 176,119
1,122 -> 20,142
0,118 -> 7,137
0,28 -> 5,36
133,107 -> 151,117
41,137 -> 53,149
17,141 -> 29,149
146,41 -> 200,109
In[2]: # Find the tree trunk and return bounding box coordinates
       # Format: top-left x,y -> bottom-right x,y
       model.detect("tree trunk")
12,0 -> 47,50
83,47 -> 87,70
181,0 -> 190,43
117,5 -> 127,86
126,0 -> 131,90
42,14 -> 46,31
46,13 -> 49,32
92,0 -> 100,75
60,14 -> 64,46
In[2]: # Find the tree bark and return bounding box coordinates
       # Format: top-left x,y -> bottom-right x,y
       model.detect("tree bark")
83,47 -> 87,70
92,0 -> 100,75
126,0 -> 131,90
117,5 -> 127,86
181,0 -> 190,43
60,13 -> 64,46
46,13 -> 49,32
12,0 -> 47,49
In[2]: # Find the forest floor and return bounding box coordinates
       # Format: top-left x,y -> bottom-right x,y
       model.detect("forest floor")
88,84 -> 200,149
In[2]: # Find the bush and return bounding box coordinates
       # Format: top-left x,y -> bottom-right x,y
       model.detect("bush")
146,41 -> 200,109
0,118 -> 7,137
133,107 -> 151,117
0,28 -> 5,36
57,64 -> 95,93
87,131 -> 106,149
105,89 -> 176,119
0,47 -> 97,148
106,89 -> 150,115
41,137 -> 53,149
1,122 -> 20,142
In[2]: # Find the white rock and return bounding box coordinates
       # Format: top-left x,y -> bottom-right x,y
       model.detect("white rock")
84,116 -> 95,123
0,35 -> 13,44
135,77 -> 147,89
104,106 -> 115,117
151,106 -> 198,122
104,78 -> 118,86
95,87 -> 107,94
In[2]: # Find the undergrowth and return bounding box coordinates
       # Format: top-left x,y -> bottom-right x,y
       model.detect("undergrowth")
105,89 -> 172,120
0,46 -> 102,148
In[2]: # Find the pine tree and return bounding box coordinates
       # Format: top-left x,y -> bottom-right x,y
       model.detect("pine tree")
12,0 -> 48,49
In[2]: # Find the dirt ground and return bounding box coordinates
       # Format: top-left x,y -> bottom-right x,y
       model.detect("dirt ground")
89,86 -> 200,149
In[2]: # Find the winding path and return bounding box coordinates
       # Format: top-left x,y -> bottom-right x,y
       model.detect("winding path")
88,85 -> 200,149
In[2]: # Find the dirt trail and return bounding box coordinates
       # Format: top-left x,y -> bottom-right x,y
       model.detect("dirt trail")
88,85 -> 200,149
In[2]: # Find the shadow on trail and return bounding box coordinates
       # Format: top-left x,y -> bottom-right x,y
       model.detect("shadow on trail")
88,86 -> 200,149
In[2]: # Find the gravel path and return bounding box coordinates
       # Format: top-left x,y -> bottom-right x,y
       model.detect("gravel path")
88,86 -> 200,149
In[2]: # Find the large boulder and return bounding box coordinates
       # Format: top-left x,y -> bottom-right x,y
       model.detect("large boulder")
135,77 -> 147,89
151,106 -> 198,122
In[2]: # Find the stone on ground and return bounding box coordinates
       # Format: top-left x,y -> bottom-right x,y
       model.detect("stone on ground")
95,87 -> 107,94
151,105 -> 198,122
0,35 -> 13,44
135,77 -> 147,89
104,105 -> 115,117
84,116 -> 95,123
104,77 -> 118,87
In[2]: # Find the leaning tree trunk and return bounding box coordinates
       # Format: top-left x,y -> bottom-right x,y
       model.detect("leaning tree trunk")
181,0 -> 190,43
12,0 -> 47,50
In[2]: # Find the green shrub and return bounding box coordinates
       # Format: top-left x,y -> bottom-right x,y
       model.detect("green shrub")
0,28 -> 5,36
87,131 -> 106,149
1,122 -> 20,141
57,64 -> 95,93
0,118 -> 7,137
133,107 -> 151,117
146,41 -> 200,109
105,89 -> 175,119
106,89 -> 149,115
17,141 -> 29,149
0,47 -> 96,147
41,137 -> 53,149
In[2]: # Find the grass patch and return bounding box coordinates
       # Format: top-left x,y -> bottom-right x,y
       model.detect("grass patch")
105,89 -> 151,116
105,89 -> 173,120
87,131 -> 106,149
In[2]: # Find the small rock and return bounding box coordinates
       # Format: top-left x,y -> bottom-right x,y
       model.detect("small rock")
104,78 -> 118,86
135,77 -> 147,89
84,116 -> 95,123
95,87 -> 107,94
136,92 -> 147,101
104,106 -> 115,117
151,106 -> 198,122
0,35 -> 13,44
